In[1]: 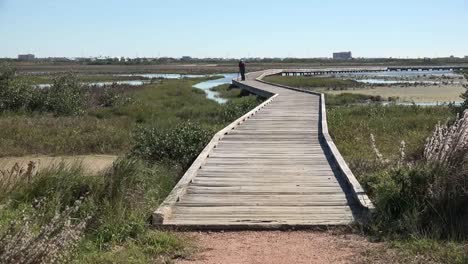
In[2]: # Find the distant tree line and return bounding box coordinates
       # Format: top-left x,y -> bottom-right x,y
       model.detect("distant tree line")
2,57 -> 468,66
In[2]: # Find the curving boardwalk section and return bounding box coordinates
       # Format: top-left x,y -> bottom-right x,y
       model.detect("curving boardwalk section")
153,70 -> 372,229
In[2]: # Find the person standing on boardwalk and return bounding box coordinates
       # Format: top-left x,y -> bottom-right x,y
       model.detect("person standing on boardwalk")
238,59 -> 246,81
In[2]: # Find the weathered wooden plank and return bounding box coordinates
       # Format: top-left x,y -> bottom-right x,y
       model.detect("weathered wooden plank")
152,94 -> 279,224
153,69 -> 372,229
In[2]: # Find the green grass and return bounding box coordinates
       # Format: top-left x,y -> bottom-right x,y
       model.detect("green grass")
18,74 -> 224,85
0,74 -> 263,261
327,105 -> 454,170
0,158 -> 192,263
361,239 -> 467,264
0,78 -> 251,157
389,239 -> 467,264
74,231 -> 193,264
327,104 -> 467,262
263,75 -> 362,90
0,114 -> 132,157
210,84 -> 242,99
325,93 -> 390,106
18,74 -> 151,85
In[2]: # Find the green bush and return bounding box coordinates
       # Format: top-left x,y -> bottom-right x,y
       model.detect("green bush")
366,163 -> 466,240
93,85 -> 133,108
44,73 -> 87,115
97,87 -> 120,107
221,96 -> 261,123
210,84 -> 242,99
131,122 -> 213,169
0,64 -> 35,111
0,65 -> 87,115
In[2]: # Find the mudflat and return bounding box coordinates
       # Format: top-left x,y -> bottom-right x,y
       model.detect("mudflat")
325,84 -> 465,103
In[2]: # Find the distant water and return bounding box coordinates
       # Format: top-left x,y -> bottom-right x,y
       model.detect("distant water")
35,80 -> 148,89
116,73 -> 216,79
337,70 -> 460,77
334,69 -> 464,85
34,73 -> 238,104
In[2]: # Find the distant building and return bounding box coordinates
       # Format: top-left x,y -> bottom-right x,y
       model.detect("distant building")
465,56 -> 468,59
333,52 -> 352,60
18,54 -> 35,61
181,56 -> 192,61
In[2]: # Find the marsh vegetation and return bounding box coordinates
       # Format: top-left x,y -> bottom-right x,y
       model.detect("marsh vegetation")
0,64 -> 263,263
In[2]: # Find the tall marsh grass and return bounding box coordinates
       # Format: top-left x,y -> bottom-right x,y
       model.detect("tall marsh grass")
364,112 -> 467,240
0,158 -> 185,263
0,197 -> 90,264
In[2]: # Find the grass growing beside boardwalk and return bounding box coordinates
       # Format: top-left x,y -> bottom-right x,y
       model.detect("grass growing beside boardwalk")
0,114 -> 132,157
327,105 -> 454,165
0,158 -> 193,263
210,84 -> 242,99
0,75 -> 264,262
327,105 -> 468,263
263,75 -> 362,90
0,78 -> 261,157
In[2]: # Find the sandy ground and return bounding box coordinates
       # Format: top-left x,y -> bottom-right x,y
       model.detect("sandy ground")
326,84 -> 465,103
0,155 -> 118,175
176,231 -> 379,264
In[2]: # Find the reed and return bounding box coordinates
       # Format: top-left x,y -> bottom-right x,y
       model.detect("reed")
424,111 -> 468,166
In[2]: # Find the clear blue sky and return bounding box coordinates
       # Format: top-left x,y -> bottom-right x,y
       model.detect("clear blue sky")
1,0 -> 467,58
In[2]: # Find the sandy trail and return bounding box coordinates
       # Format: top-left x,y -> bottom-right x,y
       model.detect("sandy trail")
177,231 -> 377,264
0,155 -> 118,175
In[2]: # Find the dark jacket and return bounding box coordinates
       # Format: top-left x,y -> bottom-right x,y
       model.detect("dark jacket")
238,61 -> 246,72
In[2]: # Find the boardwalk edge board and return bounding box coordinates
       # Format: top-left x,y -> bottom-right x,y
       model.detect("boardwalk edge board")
255,70 -> 374,211
152,93 -> 279,224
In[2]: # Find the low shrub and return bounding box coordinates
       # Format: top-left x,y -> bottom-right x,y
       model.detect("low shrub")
0,66 -> 86,115
0,158 -> 181,262
0,197 -> 90,264
221,96 -> 261,123
44,73 -> 87,116
89,84 -> 134,108
367,163 -> 467,240
364,112 -> 468,240
210,84 -> 242,99
131,122 -> 213,169
0,64 -> 35,111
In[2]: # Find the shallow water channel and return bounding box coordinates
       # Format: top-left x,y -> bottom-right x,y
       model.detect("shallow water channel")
193,73 -> 237,104
35,73 -> 237,104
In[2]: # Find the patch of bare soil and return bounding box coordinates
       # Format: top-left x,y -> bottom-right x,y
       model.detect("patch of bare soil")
176,231 -> 382,264
0,155 -> 118,175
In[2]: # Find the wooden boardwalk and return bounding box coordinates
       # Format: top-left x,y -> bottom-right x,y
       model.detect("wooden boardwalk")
153,70 -> 372,229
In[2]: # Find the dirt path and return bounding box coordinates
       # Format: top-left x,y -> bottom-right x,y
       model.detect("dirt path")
177,231 -> 380,264
0,155 -> 118,175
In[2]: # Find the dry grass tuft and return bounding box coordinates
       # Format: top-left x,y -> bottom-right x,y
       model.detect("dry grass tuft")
0,196 -> 90,264
424,110 -> 468,166
0,161 -> 35,199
